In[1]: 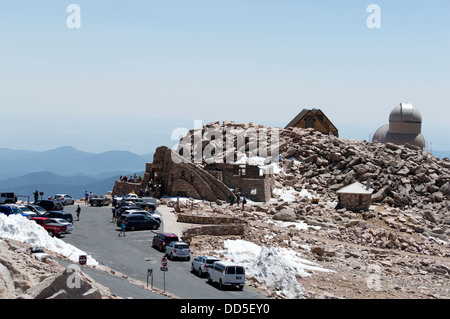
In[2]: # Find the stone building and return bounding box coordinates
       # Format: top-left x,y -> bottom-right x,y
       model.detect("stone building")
336,181 -> 374,211
285,108 -> 339,137
204,163 -> 275,202
112,145 -> 274,202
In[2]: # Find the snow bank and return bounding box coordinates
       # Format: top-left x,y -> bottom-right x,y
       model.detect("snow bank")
272,187 -> 313,202
234,154 -> 282,174
0,214 -> 98,266
220,239 -> 334,298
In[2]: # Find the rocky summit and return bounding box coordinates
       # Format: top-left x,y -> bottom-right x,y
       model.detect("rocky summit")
173,121 -> 450,299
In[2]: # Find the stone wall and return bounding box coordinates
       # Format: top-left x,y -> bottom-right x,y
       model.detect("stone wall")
177,213 -> 244,224
182,224 -> 246,242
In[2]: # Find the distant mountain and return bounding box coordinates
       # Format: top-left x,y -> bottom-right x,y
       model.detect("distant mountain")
0,146 -> 152,180
0,171 -> 146,200
432,150 -> 450,159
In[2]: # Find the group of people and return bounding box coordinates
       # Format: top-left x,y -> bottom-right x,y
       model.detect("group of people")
119,173 -> 142,183
84,191 -> 94,204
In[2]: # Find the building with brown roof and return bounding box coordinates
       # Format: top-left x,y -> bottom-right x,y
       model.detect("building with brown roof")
285,108 -> 338,137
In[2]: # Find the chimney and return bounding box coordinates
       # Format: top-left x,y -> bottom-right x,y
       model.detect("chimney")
366,178 -> 372,190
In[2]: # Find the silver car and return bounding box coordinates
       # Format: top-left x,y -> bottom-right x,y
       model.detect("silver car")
191,256 -> 220,277
165,241 -> 191,261
49,218 -> 73,233
54,194 -> 75,206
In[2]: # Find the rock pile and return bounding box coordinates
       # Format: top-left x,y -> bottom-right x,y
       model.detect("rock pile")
174,121 -> 450,299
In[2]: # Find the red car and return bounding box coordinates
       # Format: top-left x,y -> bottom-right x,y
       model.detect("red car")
31,217 -> 67,237
152,233 -> 179,251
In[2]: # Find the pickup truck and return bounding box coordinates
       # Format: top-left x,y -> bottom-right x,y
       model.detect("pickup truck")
31,217 -> 67,237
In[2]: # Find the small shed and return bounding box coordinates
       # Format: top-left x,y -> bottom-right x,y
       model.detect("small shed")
336,181 -> 374,211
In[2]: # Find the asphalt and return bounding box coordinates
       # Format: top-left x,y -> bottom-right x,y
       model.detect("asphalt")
55,203 -> 263,299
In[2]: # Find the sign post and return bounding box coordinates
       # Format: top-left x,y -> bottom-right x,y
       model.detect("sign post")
147,268 -> 153,289
161,257 -> 168,292
79,255 -> 87,271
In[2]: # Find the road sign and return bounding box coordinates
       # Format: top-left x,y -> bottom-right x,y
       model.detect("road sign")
79,255 -> 87,265
161,257 -> 168,267
160,267 -> 168,271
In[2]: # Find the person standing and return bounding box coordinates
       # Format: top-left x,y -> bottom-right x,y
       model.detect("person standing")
84,191 -> 89,204
76,205 -> 81,221
33,190 -> 39,202
119,220 -> 126,237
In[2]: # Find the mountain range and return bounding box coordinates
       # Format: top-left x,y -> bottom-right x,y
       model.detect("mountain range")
0,145 -> 447,201
0,146 -> 153,199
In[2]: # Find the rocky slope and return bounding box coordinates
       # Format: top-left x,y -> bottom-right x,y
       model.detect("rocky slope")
174,121 -> 450,298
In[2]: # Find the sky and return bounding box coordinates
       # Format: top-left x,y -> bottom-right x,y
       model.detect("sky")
0,0 -> 449,155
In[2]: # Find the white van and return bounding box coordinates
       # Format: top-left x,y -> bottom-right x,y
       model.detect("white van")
207,261 -> 245,290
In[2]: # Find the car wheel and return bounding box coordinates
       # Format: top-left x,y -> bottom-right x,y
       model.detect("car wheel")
198,268 -> 203,277
219,279 -> 223,290
191,264 -> 195,273
48,230 -> 55,237
207,274 -> 212,284
130,226 -> 136,231
151,224 -> 157,230
239,285 -> 244,291
170,253 -> 174,261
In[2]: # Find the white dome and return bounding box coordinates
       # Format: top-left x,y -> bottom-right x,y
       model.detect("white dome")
389,103 -> 422,123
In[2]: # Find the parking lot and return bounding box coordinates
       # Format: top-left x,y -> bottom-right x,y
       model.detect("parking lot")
61,203 -> 266,299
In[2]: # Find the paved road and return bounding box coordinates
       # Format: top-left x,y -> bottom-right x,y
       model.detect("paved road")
61,204 -> 266,299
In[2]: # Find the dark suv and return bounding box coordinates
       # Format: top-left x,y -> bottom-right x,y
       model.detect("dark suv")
120,215 -> 160,231
42,211 -> 73,223
152,233 -> 179,251
35,200 -> 63,211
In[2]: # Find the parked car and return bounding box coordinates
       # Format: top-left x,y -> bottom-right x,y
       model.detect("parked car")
42,211 -> 73,223
164,241 -> 191,261
120,214 -> 160,231
49,218 -> 73,233
89,195 -> 111,206
152,233 -> 179,252
207,261 -> 245,290
34,200 -> 63,211
0,204 -> 35,218
114,193 -> 139,206
191,256 -> 220,277
16,205 -> 38,218
0,192 -> 17,204
30,217 -> 67,237
118,210 -> 162,224
25,204 -> 47,216
54,194 -> 75,206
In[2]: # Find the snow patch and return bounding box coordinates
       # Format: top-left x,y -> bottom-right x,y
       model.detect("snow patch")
220,239 -> 334,298
0,214 -> 98,266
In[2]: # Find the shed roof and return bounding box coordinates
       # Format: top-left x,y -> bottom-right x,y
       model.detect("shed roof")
336,182 -> 374,195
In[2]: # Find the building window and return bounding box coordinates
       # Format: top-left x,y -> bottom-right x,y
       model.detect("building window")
181,170 -> 185,178
305,116 -> 315,128
250,188 -> 257,195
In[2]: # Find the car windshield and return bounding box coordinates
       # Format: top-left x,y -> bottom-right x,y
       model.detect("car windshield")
19,206 -> 32,212
167,237 -> 179,242
175,244 -> 189,249
11,207 -> 20,214
206,259 -> 219,265
33,206 -> 46,212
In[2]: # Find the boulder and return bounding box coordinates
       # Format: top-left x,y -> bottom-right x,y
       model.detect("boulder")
272,208 -> 296,222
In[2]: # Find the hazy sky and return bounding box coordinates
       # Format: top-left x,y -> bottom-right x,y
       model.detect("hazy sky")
0,0 -> 449,154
